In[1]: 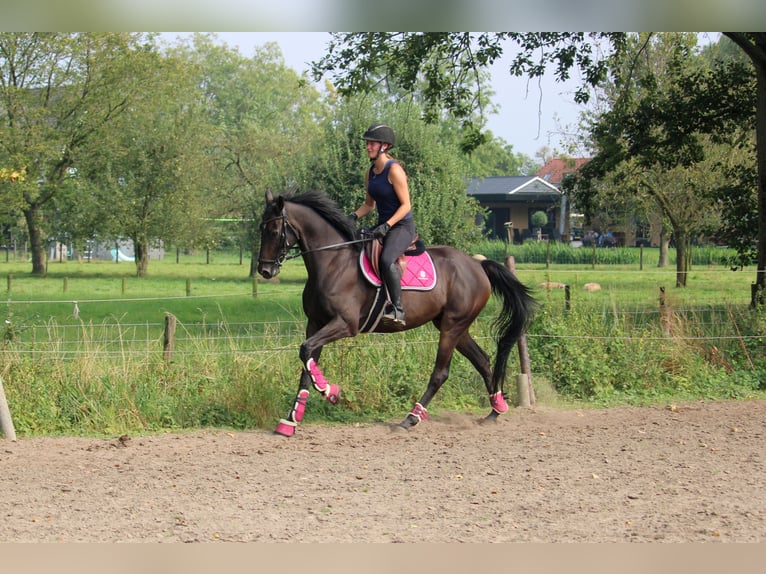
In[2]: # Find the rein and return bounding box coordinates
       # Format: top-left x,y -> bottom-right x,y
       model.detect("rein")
284,237 -> 373,261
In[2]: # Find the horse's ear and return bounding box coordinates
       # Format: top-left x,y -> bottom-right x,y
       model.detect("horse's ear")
265,189 -> 274,204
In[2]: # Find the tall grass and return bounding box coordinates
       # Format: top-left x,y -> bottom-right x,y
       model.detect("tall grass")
2,246 -> 765,437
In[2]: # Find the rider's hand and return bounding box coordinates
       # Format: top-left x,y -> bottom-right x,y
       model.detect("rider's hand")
372,222 -> 390,239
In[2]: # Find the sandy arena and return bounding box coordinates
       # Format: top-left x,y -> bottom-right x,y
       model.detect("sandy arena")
1,399 -> 764,542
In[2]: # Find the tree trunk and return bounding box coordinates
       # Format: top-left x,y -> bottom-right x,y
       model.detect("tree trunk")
133,234 -> 150,278
674,229 -> 689,288
754,57 -> 766,300
249,246 -> 258,278
658,229 -> 669,268
23,204 -> 47,276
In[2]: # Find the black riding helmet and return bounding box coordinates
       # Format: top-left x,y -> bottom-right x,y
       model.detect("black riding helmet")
362,123 -> 395,148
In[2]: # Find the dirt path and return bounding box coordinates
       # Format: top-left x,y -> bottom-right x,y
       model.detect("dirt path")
1,399 -> 764,542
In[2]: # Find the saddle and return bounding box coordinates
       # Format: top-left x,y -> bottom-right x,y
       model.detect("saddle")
359,233 -> 437,291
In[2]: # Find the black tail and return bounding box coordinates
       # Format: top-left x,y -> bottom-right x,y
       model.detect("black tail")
480,259 -> 536,394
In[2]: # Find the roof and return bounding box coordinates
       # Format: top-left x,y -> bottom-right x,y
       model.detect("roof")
536,158 -> 589,186
467,175 -> 561,202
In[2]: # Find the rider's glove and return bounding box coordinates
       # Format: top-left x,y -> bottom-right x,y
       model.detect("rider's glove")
372,222 -> 390,239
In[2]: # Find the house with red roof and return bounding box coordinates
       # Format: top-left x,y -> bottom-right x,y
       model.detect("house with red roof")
467,157 -> 590,242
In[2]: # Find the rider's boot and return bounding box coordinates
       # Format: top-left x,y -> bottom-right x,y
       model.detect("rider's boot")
382,263 -> 406,328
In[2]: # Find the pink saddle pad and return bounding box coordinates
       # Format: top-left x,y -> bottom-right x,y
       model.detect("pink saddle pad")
359,250 -> 437,291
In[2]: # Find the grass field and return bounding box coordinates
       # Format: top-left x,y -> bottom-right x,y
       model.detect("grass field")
2,245 -> 764,437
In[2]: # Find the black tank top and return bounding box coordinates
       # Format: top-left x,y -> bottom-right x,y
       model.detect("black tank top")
367,160 -> 412,225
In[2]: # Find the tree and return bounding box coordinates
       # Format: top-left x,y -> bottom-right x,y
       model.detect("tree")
462,134 -> 537,177
566,34 -> 744,287
305,94 -> 486,250
0,33 -> 152,275
312,33 -> 624,153
722,33 -> 766,302
312,32 -> 766,303
176,35 -> 326,277
78,45 -> 216,277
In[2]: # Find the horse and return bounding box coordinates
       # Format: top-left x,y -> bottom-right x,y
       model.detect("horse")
257,189 -> 536,436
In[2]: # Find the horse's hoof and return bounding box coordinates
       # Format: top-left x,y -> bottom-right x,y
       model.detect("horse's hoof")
397,413 -> 420,431
483,411 -> 502,425
274,419 -> 297,437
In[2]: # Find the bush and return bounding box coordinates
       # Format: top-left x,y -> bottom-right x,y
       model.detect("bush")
530,211 -> 548,228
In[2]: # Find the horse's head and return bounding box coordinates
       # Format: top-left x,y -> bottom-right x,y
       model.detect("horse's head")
257,190 -> 299,279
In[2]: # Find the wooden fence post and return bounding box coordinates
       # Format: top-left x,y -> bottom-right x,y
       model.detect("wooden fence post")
659,286 -> 671,336
516,373 -> 531,408
505,255 -> 535,405
0,376 -> 17,441
185,278 -> 191,297
6,274 -> 11,294
163,313 -> 177,364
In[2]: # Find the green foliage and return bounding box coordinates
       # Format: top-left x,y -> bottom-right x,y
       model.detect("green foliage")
312,33 -> 625,151
530,211 -> 548,228
529,300 -> 765,404
1,252 -> 765,437
568,34 -> 757,282
470,240 -> 737,267
0,33 -> 159,275
306,96 -> 486,249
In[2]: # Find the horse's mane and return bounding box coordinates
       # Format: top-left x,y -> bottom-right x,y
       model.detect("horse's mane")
282,189 -> 359,246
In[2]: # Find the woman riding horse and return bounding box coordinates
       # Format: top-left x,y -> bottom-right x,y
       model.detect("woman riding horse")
349,123 -> 415,328
258,190 -> 535,437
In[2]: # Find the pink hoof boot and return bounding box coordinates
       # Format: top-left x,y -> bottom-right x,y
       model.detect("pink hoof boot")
306,358 -> 328,393
490,391 -> 509,414
409,402 -> 429,424
306,359 -> 341,404
325,384 -> 340,404
274,419 -> 297,437
290,389 -> 310,423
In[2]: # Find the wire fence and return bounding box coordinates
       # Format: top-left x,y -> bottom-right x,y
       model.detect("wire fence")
3,302 -> 765,361
3,260 -> 765,363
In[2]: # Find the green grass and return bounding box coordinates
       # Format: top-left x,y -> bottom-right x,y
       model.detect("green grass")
2,246 -> 765,438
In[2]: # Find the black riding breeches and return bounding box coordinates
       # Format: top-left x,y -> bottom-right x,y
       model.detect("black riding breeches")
380,218 -> 416,269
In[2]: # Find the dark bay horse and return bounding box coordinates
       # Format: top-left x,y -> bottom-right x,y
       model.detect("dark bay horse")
257,189 -> 535,436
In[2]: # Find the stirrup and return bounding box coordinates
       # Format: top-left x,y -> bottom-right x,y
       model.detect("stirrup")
382,306 -> 406,328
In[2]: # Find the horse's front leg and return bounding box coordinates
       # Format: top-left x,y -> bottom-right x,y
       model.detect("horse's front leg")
274,318 -> 353,437
274,369 -> 314,437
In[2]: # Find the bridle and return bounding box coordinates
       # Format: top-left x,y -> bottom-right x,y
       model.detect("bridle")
257,208 -> 301,268
258,207 -> 372,271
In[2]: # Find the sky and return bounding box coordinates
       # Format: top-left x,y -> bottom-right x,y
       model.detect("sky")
165,32 -> 586,159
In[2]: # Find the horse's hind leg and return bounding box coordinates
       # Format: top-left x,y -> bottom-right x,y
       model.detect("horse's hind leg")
399,332 -> 459,430
455,333 -> 508,423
